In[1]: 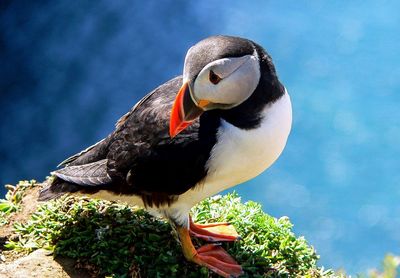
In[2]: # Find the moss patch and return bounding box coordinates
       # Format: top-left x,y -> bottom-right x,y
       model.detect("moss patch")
1,181 -> 334,277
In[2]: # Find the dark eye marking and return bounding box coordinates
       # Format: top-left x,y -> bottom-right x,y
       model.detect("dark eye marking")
209,70 -> 222,85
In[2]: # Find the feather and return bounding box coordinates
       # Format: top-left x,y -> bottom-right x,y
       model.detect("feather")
52,159 -> 111,186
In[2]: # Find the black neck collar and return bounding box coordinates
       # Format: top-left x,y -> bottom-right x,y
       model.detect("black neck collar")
216,43 -> 285,130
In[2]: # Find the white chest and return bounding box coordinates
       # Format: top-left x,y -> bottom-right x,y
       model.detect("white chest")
188,91 -> 292,202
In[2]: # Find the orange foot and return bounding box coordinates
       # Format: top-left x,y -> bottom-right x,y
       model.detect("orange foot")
178,225 -> 243,278
189,216 -> 241,242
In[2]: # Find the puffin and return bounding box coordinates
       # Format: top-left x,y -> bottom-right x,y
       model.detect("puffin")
39,35 -> 292,277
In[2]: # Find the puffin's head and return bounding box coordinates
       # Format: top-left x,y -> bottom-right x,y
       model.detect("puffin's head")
169,35 -> 262,138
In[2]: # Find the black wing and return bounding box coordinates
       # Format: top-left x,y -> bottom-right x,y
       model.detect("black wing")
106,76 -> 220,196
45,76 -> 220,204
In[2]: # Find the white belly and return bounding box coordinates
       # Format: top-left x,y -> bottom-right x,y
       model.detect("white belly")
178,90 -> 292,208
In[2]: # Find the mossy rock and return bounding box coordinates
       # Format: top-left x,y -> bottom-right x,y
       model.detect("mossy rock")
1,180 -> 334,277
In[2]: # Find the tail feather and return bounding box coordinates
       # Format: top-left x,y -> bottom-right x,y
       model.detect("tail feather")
39,159 -> 112,201
38,179 -> 81,201
52,159 -> 112,186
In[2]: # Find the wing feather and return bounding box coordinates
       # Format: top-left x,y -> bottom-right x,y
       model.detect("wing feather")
52,159 -> 111,186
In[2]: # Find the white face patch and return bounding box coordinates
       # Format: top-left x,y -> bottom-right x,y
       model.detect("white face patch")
190,55 -> 260,109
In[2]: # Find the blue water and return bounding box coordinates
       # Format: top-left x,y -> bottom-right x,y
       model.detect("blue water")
1,1 -> 399,275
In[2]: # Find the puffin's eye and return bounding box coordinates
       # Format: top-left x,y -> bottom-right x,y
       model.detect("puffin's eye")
209,70 -> 222,85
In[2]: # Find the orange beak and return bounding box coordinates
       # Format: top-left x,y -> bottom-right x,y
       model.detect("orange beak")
169,82 -> 205,138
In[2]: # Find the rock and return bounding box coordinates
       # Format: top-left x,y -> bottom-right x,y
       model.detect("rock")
0,249 -> 89,278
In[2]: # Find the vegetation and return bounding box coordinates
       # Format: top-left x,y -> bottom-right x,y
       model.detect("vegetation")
0,181 -> 398,277
0,180 -> 34,226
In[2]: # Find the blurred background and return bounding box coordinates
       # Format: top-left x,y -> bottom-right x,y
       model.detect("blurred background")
1,0 -> 399,274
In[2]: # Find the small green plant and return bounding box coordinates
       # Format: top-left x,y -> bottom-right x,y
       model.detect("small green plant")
3,181 -> 333,277
0,180 -> 35,226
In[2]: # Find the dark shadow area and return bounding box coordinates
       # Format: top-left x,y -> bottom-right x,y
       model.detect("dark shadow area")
53,256 -> 92,278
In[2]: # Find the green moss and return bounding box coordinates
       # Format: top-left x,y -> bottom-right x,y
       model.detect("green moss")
2,181 -> 334,277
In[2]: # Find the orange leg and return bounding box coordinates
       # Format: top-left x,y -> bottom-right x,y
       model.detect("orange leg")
177,225 -> 243,278
189,216 -> 241,242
